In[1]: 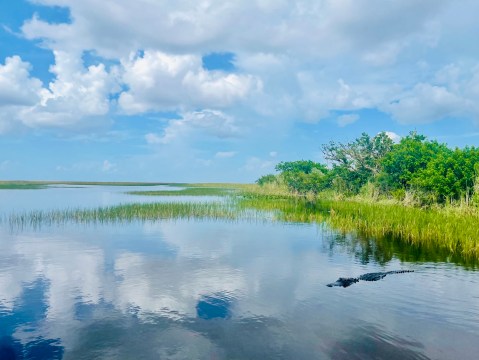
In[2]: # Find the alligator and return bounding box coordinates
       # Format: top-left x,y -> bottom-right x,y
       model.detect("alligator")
326,270 -> 414,288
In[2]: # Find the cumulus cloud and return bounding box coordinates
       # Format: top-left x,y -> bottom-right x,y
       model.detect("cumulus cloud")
0,52 -> 117,133
384,131 -> 401,143
148,110 -> 240,145
382,63 -> 479,124
1,0 -> 477,137
385,83 -> 466,124
0,56 -> 44,133
22,0 -> 447,60
297,75 -> 375,122
337,114 -> 359,127
25,50 -> 118,128
119,50 -> 259,114
243,157 -> 275,173
0,56 -> 43,107
145,133 -> 162,145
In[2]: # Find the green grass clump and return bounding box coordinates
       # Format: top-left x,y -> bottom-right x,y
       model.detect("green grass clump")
235,184 -> 479,261
0,183 -> 46,190
0,181 -> 46,190
5,201 -> 263,229
4,182 -> 479,262
314,200 -> 479,260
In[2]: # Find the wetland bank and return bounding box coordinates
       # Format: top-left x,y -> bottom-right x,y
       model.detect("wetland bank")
1,181 -> 479,359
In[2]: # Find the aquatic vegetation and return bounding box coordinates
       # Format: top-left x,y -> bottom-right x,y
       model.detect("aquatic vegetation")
317,200 -> 479,259
4,200 -> 267,230
0,182 -> 47,190
4,182 -> 479,263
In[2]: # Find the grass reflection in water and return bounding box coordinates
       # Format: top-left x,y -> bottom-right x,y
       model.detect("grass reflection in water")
4,194 -> 479,266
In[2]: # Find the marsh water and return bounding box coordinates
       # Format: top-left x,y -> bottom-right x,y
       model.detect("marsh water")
1,185 -> 478,359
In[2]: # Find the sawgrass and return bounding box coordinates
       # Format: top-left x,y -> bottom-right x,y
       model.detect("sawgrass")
0,183 -> 46,190
3,182 -> 479,261
321,200 -> 479,259
5,200 -> 268,230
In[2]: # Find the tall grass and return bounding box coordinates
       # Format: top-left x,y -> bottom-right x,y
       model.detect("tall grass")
4,200 -> 266,230
3,182 -> 479,262
0,182 -> 46,190
319,200 -> 479,259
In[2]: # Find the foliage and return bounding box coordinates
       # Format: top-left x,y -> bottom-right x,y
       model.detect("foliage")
410,146 -> 479,202
254,131 -> 479,207
322,132 -> 394,193
255,174 -> 278,186
275,160 -> 328,174
379,132 -> 448,191
273,160 -> 329,194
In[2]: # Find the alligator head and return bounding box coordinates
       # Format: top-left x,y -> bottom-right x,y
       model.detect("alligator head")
326,277 -> 359,288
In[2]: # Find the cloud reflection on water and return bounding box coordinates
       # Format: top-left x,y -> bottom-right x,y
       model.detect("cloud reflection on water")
0,219 -> 477,359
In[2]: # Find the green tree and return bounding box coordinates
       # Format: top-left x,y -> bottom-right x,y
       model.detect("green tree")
275,160 -> 328,174
256,174 -> 278,186
411,147 -> 479,202
274,160 -> 329,194
380,132 -> 449,192
322,132 -> 394,193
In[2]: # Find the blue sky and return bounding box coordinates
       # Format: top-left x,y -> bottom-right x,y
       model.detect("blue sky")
1,0 -> 479,182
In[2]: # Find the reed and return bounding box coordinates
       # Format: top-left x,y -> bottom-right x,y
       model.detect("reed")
4,200 -> 265,230
4,182 -> 479,261
314,200 -> 479,259
0,182 -> 46,190
235,184 -> 479,260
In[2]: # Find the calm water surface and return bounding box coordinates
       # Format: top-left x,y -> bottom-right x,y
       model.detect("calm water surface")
1,186 -> 478,359
0,184 -> 217,214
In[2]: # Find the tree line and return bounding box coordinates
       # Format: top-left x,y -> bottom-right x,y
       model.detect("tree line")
256,132 -> 479,205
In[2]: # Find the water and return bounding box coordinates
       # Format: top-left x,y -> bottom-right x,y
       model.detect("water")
0,184 -> 217,214
1,186 -> 478,359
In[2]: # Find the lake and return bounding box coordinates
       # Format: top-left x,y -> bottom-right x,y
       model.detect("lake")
1,185 -> 478,359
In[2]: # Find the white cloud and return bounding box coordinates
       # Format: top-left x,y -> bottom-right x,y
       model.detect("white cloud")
0,56 -> 43,107
384,131 -> 401,143
24,50 -> 117,128
384,82 -> 471,124
0,56 -> 44,133
149,110 -> 240,145
297,75 -> 375,122
0,52 -> 117,133
22,0 -> 447,61
119,50 -> 259,114
1,0 -> 478,138
337,114 -> 359,127
243,157 -> 275,173
145,133 -> 162,145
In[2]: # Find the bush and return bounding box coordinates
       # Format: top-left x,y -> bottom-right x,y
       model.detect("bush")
256,174 -> 278,186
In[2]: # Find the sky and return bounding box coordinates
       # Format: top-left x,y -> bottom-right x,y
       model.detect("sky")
1,0 -> 479,182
